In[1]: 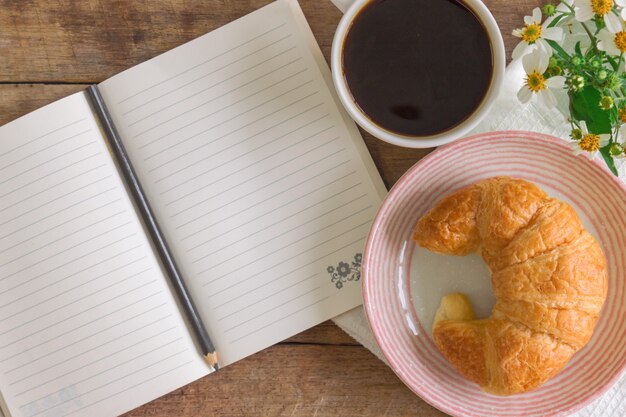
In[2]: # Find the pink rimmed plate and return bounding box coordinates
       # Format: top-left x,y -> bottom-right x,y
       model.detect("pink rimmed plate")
362,131 -> 626,417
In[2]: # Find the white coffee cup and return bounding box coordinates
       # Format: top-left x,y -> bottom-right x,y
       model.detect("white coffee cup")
330,0 -> 506,149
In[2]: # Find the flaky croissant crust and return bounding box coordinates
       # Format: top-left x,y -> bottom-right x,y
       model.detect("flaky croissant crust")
413,176 -> 607,395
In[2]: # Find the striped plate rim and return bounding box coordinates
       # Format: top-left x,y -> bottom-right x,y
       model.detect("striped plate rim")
362,130 -> 626,417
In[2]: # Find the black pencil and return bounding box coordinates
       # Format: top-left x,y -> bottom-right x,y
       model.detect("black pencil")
86,85 -> 219,370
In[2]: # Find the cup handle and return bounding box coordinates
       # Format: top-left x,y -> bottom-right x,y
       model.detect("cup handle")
329,0 -> 356,14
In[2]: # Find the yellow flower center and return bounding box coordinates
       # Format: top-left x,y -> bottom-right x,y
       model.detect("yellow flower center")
614,32 -> 626,52
522,23 -> 542,43
591,0 -> 613,15
619,108 -> 626,123
579,133 -> 601,152
526,71 -> 546,92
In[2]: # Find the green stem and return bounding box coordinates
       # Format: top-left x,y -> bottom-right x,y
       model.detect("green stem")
546,39 -> 572,60
579,22 -> 597,49
559,0 -> 575,13
547,11 -> 572,28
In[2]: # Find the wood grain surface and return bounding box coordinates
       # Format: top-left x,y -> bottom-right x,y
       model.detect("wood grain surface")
0,0 -> 541,416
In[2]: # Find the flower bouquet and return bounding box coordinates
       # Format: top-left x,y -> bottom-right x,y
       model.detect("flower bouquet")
514,0 -> 626,176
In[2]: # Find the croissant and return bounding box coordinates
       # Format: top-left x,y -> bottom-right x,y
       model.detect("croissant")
413,176 -> 607,395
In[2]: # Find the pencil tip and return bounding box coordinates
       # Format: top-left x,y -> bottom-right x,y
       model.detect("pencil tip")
204,352 -> 219,371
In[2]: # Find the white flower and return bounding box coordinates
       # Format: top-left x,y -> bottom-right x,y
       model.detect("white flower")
619,123 -> 626,140
597,28 -> 626,54
512,8 -> 564,59
558,0 -> 575,11
517,49 -> 566,107
570,120 -> 610,159
574,0 -> 625,33
617,159 -> 626,179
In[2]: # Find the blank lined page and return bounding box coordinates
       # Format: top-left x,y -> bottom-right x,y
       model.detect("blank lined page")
98,0 -> 387,365
0,93 -> 209,417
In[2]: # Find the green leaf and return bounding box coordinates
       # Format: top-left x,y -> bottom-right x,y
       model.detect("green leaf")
569,87 -> 612,134
547,13 -> 567,28
606,54 -> 619,71
600,145 -> 619,176
609,105 -> 619,125
546,39 -> 571,61
575,41 -> 582,57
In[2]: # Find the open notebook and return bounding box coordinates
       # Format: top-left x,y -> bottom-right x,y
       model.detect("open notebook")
0,1 -> 386,416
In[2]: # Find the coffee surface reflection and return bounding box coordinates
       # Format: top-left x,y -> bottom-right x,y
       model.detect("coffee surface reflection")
342,0 -> 493,137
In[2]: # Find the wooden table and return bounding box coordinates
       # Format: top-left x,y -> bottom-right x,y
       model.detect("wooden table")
0,0 -> 542,415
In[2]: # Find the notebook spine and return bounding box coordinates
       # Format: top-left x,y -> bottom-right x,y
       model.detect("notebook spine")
85,85 -> 218,367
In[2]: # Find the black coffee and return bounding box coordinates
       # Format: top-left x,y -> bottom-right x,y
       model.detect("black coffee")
342,0 -> 493,137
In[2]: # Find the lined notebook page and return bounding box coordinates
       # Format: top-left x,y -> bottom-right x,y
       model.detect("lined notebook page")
99,0 -> 386,365
0,93 -> 209,417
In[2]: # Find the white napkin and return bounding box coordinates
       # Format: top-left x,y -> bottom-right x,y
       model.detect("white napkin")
328,0 -> 354,13
331,58 -> 626,416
